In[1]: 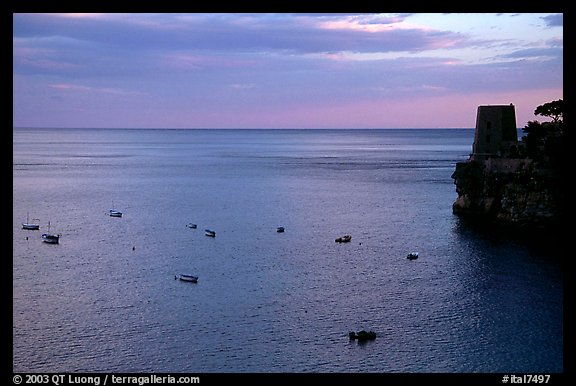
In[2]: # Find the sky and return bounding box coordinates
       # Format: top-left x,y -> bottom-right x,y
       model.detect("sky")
12,13 -> 563,129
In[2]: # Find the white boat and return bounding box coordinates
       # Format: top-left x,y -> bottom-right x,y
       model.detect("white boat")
204,229 -> 216,237
22,213 -> 40,230
178,274 -> 198,283
42,221 -> 59,244
109,209 -> 123,217
186,223 -> 198,229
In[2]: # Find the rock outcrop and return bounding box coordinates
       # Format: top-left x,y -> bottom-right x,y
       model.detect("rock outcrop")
451,158 -> 563,226
451,103 -> 565,228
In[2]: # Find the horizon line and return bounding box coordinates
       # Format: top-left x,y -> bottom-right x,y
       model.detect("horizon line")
13,126 -> 478,130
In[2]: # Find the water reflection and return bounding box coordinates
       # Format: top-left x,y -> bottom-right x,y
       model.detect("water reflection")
449,215 -> 563,372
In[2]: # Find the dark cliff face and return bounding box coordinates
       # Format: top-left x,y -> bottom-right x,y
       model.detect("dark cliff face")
451,159 -> 563,226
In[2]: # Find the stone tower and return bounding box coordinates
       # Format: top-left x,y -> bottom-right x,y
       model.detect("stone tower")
471,104 -> 518,160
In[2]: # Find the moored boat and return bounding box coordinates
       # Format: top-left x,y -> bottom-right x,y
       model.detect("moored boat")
42,221 -> 60,244
22,213 -> 40,230
42,233 -> 60,244
177,274 -> 198,283
335,234 -> 352,243
109,209 -> 123,217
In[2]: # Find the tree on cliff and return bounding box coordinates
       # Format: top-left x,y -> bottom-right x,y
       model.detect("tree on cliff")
534,99 -> 563,124
521,99 -> 564,167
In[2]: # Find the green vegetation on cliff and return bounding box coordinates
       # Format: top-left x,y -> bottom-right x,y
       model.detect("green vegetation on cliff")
521,99 -> 566,168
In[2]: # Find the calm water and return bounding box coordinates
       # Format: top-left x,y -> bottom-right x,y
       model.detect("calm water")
12,128 -> 563,373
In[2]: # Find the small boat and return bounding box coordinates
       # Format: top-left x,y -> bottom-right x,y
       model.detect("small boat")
276,226 -> 285,233
349,330 -> 377,341
22,213 -> 40,230
407,252 -> 419,260
109,209 -> 123,217
204,229 -> 216,237
335,234 -> 352,243
177,274 -> 198,283
42,234 -> 60,244
42,221 -> 59,244
187,223 -> 198,229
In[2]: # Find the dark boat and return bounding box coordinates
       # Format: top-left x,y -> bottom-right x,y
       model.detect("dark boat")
41,221 -> 59,244
42,234 -> 60,244
349,330 -> 377,341
335,234 -> 352,243
407,252 -> 419,260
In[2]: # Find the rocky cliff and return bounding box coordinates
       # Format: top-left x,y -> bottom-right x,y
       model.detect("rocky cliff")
451,158 -> 564,227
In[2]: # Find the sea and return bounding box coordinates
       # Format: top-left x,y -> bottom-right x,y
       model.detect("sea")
12,128 -> 564,374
